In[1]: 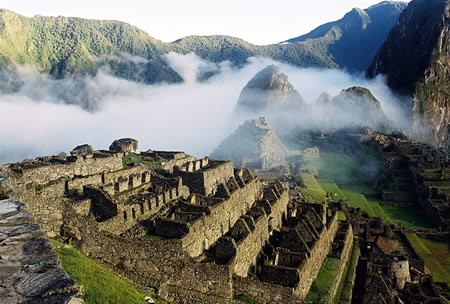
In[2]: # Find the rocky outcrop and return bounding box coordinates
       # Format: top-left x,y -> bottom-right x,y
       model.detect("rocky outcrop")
314,86 -> 392,132
367,0 -> 449,148
234,65 -> 306,118
70,144 -> 94,156
0,199 -> 83,303
211,117 -> 288,170
109,138 -> 138,153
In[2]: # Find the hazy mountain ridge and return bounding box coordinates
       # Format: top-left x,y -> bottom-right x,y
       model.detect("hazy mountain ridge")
367,0 -> 449,148
0,2 -> 405,84
284,1 -> 407,71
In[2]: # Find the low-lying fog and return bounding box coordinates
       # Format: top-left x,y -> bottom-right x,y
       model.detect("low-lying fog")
0,53 -> 409,163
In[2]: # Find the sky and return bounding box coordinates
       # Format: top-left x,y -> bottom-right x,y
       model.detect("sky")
1,0 -> 409,45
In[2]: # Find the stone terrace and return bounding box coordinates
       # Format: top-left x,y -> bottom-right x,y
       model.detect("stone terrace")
370,134 -> 449,230
254,202 -> 339,298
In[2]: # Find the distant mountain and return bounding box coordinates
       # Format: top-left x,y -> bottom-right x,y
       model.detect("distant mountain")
234,65 -> 306,117
315,86 -> 392,133
283,1 -> 407,71
0,1 -> 406,85
367,0 -> 449,148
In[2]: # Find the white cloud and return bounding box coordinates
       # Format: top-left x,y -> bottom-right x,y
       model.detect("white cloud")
0,53 -> 410,164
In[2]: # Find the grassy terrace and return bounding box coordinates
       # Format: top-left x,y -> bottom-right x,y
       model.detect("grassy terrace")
404,233 -> 450,287
334,242 -> 360,304
340,185 -> 390,221
305,257 -> 341,303
297,150 -> 434,229
300,173 -> 327,203
50,240 -> 159,304
420,238 -> 450,274
123,153 -> 165,169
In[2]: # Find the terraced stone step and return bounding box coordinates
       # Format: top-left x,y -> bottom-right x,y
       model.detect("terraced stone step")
387,182 -> 410,191
381,190 -> 413,202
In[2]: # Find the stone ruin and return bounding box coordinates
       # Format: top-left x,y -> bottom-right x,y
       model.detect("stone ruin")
340,200 -> 444,304
1,134 -> 447,303
369,133 -> 449,231
0,138 -> 353,303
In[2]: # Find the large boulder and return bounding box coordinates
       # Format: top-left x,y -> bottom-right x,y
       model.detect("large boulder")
109,138 -> 138,153
70,144 -> 94,156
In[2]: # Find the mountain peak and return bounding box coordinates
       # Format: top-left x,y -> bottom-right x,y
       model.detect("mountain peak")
234,65 -> 305,117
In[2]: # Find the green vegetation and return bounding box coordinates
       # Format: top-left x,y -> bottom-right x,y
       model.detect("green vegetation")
300,173 -> 327,203
419,238 -> 450,274
304,150 -> 432,229
308,152 -> 374,184
340,185 -> 390,221
233,295 -> 261,304
404,233 -> 450,286
381,206 -> 433,228
50,240 -> 155,304
122,153 -> 164,169
0,3 -> 406,87
306,257 -> 341,303
318,179 -> 347,202
334,242 -> 360,304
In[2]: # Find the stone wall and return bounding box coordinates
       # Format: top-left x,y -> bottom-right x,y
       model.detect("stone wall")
230,186 -> 289,277
327,223 -> 354,304
177,161 -> 234,196
233,274 -> 304,304
14,181 -> 67,237
18,153 -> 123,185
181,178 -> 261,257
0,199 -> 83,303
295,212 -> 339,298
64,213 -> 234,299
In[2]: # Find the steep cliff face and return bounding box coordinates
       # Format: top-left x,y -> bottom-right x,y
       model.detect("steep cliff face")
211,118 -> 288,170
367,0 -> 449,148
234,65 -> 306,117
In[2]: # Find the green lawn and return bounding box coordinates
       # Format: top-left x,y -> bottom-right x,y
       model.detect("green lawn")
51,240 -> 154,304
334,242 -> 360,304
305,257 -> 341,303
300,173 -> 328,203
380,206 -> 433,229
420,238 -> 450,274
404,233 -> 450,286
318,179 -> 347,202
340,186 -> 390,221
308,152 -> 375,183
123,153 -> 164,169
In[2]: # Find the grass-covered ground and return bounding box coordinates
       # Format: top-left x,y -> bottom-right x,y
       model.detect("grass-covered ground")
334,242 -> 360,304
318,179 -> 347,202
419,238 -> 450,274
340,185 -> 390,221
308,151 -> 377,184
50,240 -> 158,304
302,150 -> 434,229
233,295 -> 261,304
122,153 -> 164,169
305,257 -> 341,303
300,173 -> 328,203
404,233 -> 450,286
380,206 -> 433,228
